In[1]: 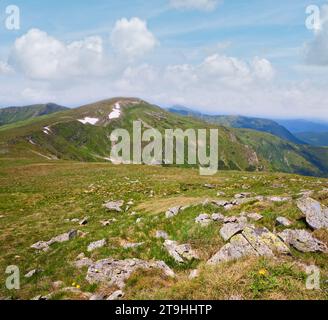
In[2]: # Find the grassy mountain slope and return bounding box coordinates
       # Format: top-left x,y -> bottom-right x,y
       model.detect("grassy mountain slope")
169,106 -> 304,145
294,132 -> 328,147
0,98 -> 328,177
0,103 -> 68,126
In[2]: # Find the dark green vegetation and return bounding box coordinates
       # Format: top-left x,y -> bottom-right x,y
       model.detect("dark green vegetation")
0,160 -> 327,300
295,132 -> 328,147
0,103 -> 67,126
169,106 -> 304,144
0,97 -> 328,177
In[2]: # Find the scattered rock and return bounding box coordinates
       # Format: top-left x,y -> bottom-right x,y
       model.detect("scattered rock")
52,281 -> 65,290
165,206 -> 183,219
242,225 -> 290,257
79,217 -> 88,226
31,230 -> 77,251
235,193 -> 252,199
217,191 -> 226,196
86,258 -> 175,289
103,200 -> 124,212
212,213 -> 225,222
89,294 -> 106,301
75,253 -> 93,269
87,239 -> 107,252
123,242 -> 144,249
276,216 -> 292,227
208,234 -> 258,265
278,229 -> 328,253
136,218 -> 142,223
25,269 -> 41,278
100,219 -> 116,226
209,225 -> 290,265
48,230 -> 78,245
155,230 -> 169,240
204,184 -> 216,189
267,196 -> 291,203
164,240 -> 199,263
107,290 -> 124,301
189,269 -> 199,280
297,197 -> 328,230
220,222 -> 245,242
229,295 -> 244,300
195,214 -> 212,227
247,213 -> 263,221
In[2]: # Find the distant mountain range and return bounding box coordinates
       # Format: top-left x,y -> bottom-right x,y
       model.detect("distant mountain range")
0,98 -> 328,177
168,106 -> 305,145
0,103 -> 68,126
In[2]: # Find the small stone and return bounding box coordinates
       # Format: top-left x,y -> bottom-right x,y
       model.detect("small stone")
212,213 -> 225,222
204,184 -> 216,189
165,206 -> 183,219
276,216 -> 292,227
52,281 -> 65,290
87,239 -> 107,252
123,242 -> 144,249
136,218 -> 142,223
25,269 -> 41,278
103,200 -> 124,212
89,294 -> 106,301
247,213 -> 263,221
189,269 -> 199,280
195,214 -> 212,227
79,217 -> 88,226
268,196 -> 291,203
164,240 -> 199,263
107,290 -> 124,301
155,231 -> 169,240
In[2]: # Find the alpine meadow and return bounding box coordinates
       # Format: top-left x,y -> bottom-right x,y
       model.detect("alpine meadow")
0,0 -> 328,304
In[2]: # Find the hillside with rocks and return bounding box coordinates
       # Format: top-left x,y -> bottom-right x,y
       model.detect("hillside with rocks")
0,161 -> 327,300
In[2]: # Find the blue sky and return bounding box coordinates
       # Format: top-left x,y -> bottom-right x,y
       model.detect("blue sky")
0,0 -> 328,119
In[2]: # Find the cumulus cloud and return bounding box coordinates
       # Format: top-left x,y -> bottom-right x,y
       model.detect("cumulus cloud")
110,18 -> 158,60
11,29 -> 108,80
305,5 -> 328,65
0,61 -> 13,75
169,0 -> 220,11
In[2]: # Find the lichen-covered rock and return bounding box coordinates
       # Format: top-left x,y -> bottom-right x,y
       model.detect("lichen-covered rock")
107,290 -> 124,301
86,258 -> 175,288
208,234 -> 258,265
296,197 -> 328,230
278,229 -> 328,253
164,240 -> 199,263
103,200 -> 124,212
242,226 -> 290,257
31,230 -> 77,251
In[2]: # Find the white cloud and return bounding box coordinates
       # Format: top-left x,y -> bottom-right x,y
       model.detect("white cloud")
251,57 -> 275,81
11,29 -> 108,80
305,5 -> 328,65
169,0 -> 220,11
0,61 -> 13,75
110,18 -> 158,60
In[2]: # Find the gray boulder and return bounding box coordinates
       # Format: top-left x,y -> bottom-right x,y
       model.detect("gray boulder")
220,222 -> 245,242
165,206 -> 183,219
195,214 -> 212,227
107,290 -> 124,301
297,197 -> 328,230
212,213 -> 225,222
164,240 -> 199,263
278,229 -> 328,253
155,230 -> 169,240
86,258 -> 174,289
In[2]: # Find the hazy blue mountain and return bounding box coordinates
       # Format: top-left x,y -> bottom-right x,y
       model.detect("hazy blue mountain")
276,119 -> 328,133
295,132 -> 328,147
168,106 -> 305,145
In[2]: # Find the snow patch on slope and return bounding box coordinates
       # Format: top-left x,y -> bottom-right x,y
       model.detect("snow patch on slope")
109,103 -> 121,120
78,117 -> 99,125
